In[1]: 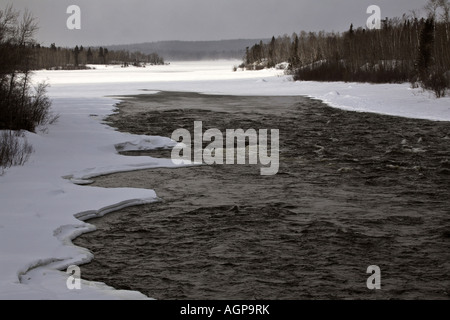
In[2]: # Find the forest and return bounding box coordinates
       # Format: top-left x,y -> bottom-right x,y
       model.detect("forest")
242,0 -> 450,97
30,44 -> 165,70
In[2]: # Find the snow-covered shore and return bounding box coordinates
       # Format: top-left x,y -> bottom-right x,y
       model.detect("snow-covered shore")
0,60 -> 449,300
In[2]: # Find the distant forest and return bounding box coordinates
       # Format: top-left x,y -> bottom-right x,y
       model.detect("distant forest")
243,1 -> 450,97
108,39 -> 269,61
30,44 -> 165,70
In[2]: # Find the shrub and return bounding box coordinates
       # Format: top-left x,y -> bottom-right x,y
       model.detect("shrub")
420,67 -> 448,98
0,6 -> 54,172
0,79 -> 53,132
0,6 -> 53,132
0,130 -> 33,174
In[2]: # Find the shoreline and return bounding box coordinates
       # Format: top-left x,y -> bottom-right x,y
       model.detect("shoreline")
1,62 -> 450,299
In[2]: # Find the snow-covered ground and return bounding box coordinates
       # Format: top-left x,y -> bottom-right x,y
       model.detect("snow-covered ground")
0,60 -> 449,300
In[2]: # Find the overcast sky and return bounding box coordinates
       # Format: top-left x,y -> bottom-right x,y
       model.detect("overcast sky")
3,0 -> 429,47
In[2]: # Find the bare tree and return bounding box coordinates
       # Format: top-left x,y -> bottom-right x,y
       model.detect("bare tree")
438,0 -> 450,21
0,6 -> 53,132
425,0 -> 442,19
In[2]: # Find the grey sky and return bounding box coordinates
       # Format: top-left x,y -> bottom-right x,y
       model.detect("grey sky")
2,0 -> 429,47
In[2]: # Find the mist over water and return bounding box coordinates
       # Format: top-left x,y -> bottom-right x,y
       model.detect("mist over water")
75,92 -> 450,299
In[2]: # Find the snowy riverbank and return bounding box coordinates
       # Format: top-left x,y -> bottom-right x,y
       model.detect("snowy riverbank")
0,60 -> 449,299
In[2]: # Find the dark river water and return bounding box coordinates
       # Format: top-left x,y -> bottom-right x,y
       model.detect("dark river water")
74,91 -> 450,300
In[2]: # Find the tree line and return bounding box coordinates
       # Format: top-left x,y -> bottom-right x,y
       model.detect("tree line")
243,0 -> 450,97
30,44 -> 165,70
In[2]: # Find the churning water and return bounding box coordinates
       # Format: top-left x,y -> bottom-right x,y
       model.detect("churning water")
74,92 -> 450,299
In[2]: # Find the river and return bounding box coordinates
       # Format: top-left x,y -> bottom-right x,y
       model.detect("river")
74,91 -> 450,299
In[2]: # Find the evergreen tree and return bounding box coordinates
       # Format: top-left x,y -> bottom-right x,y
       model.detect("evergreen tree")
416,18 -> 435,80
99,47 -> 104,64
87,47 -> 93,64
103,48 -> 109,64
268,36 -> 276,68
73,45 -> 80,67
289,34 -> 300,68
349,23 -> 354,37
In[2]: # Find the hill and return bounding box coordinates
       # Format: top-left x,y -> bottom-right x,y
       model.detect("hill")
106,39 -> 270,61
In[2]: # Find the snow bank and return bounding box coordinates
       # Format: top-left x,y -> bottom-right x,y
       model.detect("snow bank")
114,135 -> 176,153
1,60 -> 449,300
